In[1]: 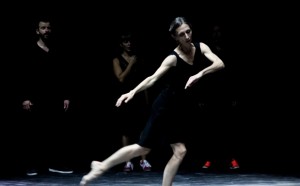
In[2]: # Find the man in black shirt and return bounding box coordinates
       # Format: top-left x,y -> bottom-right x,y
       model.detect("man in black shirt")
21,16 -> 73,176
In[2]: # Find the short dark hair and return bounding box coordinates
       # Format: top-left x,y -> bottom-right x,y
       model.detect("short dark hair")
169,17 -> 192,36
34,15 -> 52,29
119,31 -> 133,43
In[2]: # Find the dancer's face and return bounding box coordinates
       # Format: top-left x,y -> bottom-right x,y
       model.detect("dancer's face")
174,23 -> 192,46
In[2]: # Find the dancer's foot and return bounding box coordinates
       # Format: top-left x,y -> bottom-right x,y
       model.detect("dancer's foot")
80,161 -> 104,186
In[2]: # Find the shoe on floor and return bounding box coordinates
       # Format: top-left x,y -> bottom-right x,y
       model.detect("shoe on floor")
26,169 -> 38,176
230,159 -> 240,169
49,167 -> 73,174
123,162 -> 134,172
140,160 -> 151,171
202,161 -> 211,169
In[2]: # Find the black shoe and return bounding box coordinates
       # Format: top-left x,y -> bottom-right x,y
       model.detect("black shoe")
26,169 -> 38,176
48,167 -> 73,174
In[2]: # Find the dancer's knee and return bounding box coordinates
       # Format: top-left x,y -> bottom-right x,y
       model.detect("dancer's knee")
172,143 -> 187,160
134,144 -> 151,156
142,147 -> 151,155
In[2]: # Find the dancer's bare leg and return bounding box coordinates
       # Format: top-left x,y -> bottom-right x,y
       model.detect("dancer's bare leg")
162,143 -> 187,186
80,144 -> 150,186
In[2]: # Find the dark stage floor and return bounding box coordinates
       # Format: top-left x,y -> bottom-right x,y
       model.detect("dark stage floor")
1,170 -> 300,186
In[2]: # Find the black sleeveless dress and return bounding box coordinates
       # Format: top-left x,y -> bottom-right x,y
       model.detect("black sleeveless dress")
113,54 -> 148,136
139,42 -> 210,148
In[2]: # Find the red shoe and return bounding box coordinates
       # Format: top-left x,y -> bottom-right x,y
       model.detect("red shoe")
230,159 -> 240,169
202,161 -> 211,169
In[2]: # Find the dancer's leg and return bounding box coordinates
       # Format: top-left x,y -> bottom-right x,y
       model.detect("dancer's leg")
80,144 -> 150,186
162,143 -> 187,186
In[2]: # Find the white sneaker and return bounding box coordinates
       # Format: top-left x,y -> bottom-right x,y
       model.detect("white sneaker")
123,161 -> 134,172
140,160 -> 151,171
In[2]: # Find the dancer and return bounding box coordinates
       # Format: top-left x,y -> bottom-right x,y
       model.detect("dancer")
80,16 -> 225,186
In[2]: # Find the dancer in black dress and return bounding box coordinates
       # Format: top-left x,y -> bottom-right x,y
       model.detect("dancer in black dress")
80,16 -> 225,186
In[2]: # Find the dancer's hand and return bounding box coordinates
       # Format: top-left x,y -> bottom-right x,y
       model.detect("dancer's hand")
116,91 -> 135,107
185,73 -> 202,89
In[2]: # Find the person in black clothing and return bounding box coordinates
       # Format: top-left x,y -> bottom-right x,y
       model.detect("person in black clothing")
112,31 -> 152,172
80,16 -> 225,186
20,16 -> 73,176
200,24 -> 240,170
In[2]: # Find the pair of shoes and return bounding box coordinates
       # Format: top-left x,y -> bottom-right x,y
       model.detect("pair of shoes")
140,160 -> 151,171
202,161 -> 211,169
49,167 -> 73,174
26,169 -> 38,176
123,162 -> 134,172
229,159 -> 240,169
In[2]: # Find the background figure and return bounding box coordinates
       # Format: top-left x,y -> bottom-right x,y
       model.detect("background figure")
112,31 -> 152,172
199,24 -> 240,170
80,16 -> 225,186
19,16 -> 74,176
